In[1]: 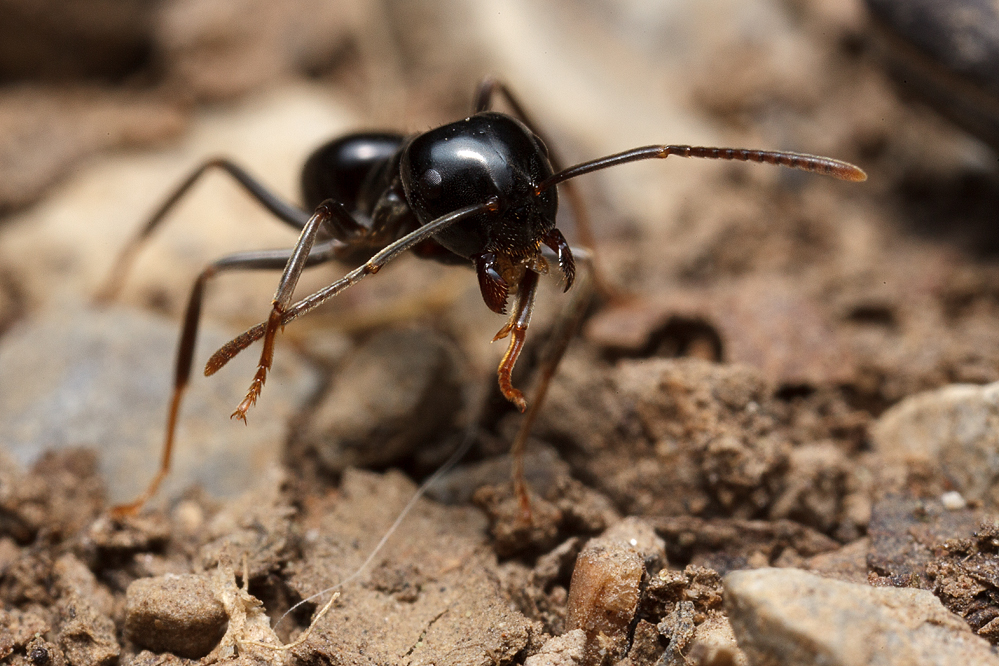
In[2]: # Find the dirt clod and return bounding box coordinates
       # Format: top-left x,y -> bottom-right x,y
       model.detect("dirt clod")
124,573 -> 227,659
299,326 -> 468,473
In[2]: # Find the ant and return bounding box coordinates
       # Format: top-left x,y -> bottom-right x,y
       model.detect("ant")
100,77 -> 865,518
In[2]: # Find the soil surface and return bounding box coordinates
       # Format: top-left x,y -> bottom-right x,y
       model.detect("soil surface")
3,1 -> 999,665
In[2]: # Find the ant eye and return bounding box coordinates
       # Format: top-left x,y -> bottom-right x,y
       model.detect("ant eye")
422,168 -> 443,199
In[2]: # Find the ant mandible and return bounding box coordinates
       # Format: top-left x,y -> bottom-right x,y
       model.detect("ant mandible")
101,77 -> 866,517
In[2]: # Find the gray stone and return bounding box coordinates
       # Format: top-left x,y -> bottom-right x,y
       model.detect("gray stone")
725,567 -> 999,666
0,306 -> 320,505
871,382 -> 999,510
300,326 -> 466,472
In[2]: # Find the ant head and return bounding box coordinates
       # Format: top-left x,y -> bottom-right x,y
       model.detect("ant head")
401,112 -> 559,263
401,112 -> 565,314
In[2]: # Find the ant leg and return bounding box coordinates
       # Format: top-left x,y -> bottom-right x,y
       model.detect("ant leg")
110,238 -> 343,516
97,158 -> 311,302
492,269 -> 540,412
473,76 -> 617,298
217,198 -> 501,419
229,201 -> 337,422
509,249 -> 594,524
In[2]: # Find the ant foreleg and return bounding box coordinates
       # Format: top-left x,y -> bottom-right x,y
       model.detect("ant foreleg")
97,158 -> 311,302
110,240 -> 343,516
211,198 -> 501,407
230,201 -> 343,422
493,269 -> 540,413
229,196 -> 393,422
509,248 -> 594,524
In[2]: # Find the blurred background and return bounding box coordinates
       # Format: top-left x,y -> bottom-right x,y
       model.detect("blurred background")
1,0 -> 998,504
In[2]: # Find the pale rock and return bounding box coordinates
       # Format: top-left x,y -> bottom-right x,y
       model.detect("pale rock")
725,567 -> 999,666
871,382 -> 999,510
0,306 -> 319,505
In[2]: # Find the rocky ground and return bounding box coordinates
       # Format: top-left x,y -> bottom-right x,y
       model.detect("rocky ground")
2,0 -> 999,665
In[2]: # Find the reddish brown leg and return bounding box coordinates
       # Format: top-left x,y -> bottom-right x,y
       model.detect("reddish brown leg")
109,241 -> 343,517
99,160 -> 355,516
228,202 -> 334,422
226,193 -> 440,421
231,306 -> 283,422
494,269 -> 539,412
510,250 -> 594,524
109,389 -> 184,517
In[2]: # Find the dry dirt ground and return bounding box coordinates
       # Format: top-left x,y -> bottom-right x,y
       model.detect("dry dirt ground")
3,1 -> 999,665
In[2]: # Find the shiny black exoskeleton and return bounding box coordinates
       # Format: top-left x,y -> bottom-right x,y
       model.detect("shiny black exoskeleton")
300,112 -> 571,314
103,77 -> 865,516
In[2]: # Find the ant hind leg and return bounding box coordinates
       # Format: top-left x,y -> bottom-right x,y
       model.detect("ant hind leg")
97,158 -> 311,303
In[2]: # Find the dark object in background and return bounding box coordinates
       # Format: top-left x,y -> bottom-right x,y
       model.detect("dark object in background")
866,0 -> 999,153
0,0 -> 156,83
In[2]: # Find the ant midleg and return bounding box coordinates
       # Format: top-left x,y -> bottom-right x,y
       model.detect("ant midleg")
109,241 -> 345,517
206,200 -> 502,377
101,160 -> 351,515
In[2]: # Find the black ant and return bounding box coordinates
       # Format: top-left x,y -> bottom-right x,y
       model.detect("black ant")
100,77 -> 865,518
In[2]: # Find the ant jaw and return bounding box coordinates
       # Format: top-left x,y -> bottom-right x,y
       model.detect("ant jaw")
540,229 -> 575,292
474,252 -> 510,314
477,238 -> 571,315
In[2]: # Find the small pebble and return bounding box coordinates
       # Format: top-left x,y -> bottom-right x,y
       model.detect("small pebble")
172,500 -> 205,534
124,573 -> 227,659
565,537 -> 644,665
871,382 -> 999,511
940,491 -> 967,511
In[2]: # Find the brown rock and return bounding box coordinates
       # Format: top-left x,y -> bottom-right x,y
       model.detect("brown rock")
300,326 -> 466,472
805,537 -> 870,584
539,356 -> 792,519
650,515 -> 838,574
124,573 -> 227,659
565,539 -> 644,665
867,494 -> 982,587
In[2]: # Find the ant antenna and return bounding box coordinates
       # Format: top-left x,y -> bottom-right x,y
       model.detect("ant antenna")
536,145 -> 867,194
